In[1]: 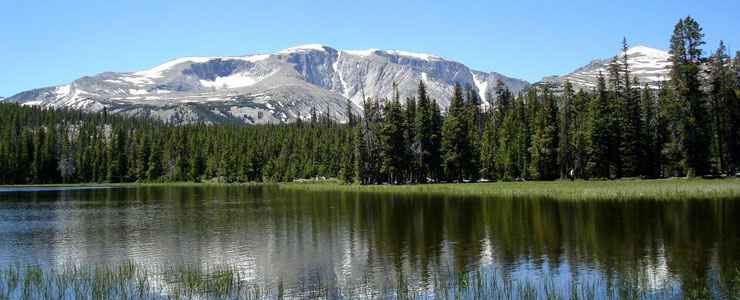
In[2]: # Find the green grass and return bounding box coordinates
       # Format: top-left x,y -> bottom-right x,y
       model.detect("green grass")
4,178 -> 740,201
1,261 -> 735,299
280,178 -> 740,201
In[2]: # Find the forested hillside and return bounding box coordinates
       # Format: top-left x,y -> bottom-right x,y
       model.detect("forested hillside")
1,17 -> 738,185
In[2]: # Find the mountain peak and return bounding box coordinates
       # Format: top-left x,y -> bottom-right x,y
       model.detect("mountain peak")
342,48 -> 445,61
538,44 -> 671,90
383,50 -> 445,61
626,45 -> 668,56
279,44 -> 334,54
4,45 -> 528,125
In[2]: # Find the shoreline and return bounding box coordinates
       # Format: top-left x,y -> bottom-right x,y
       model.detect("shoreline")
2,178 -> 739,201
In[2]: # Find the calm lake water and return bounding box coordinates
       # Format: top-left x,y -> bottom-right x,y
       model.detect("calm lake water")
0,185 -> 738,298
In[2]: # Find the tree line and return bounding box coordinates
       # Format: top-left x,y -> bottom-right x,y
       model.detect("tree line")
0,16 -> 738,185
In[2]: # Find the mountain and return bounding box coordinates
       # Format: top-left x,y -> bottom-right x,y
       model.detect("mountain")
538,45 -> 671,91
4,44 -> 528,124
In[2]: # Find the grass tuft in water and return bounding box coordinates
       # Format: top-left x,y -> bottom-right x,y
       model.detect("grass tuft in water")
0,261 -> 737,299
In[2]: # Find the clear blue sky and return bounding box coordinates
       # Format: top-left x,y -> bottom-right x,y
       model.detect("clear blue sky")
1,0 -> 738,96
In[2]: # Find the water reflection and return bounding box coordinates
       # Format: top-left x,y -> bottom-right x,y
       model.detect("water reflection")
0,186 -> 738,298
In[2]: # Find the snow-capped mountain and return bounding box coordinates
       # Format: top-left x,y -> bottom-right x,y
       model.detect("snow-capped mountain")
4,44 -> 528,124
539,45 -> 671,91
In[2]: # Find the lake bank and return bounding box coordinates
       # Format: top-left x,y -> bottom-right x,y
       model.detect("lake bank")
280,178 -> 740,201
2,178 -> 739,201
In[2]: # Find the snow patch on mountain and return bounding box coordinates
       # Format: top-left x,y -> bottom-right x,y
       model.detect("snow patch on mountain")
56,85 -> 71,97
279,44 -> 329,54
199,73 -> 266,89
343,49 -> 444,61
129,89 -> 148,95
538,45 -> 671,90
343,49 -> 379,57
472,72 -> 488,104
384,50 -> 444,61
134,54 -> 271,79
333,52 -> 350,98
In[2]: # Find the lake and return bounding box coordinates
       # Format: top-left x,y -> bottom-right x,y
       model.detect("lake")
0,185 -> 738,299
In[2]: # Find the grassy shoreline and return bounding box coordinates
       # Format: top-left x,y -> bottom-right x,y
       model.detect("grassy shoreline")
280,178 -> 740,201
2,178 -> 740,201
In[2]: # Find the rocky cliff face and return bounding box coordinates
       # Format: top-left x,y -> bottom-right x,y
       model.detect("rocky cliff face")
4,44 -> 528,124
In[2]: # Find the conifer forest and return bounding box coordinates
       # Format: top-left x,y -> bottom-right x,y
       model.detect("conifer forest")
1,17 -> 738,185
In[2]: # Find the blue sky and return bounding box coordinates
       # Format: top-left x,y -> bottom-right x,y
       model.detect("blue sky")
1,0 -> 738,96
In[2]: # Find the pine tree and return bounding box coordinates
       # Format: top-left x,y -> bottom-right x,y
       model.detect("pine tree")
405,96 -> 417,182
188,144 -> 204,182
339,100 -> 356,183
640,85 -> 661,178
464,84 -> 481,181
529,86 -> 559,180
414,81 -> 432,182
619,39 -> 643,177
146,138 -> 162,181
133,132 -> 150,181
429,99 -> 444,181
515,94 -> 532,179
380,86 -> 408,183
606,53 -> 624,178
441,83 -> 469,182
559,81 -> 575,179
729,51 -> 740,173
572,89 -> 591,179
353,120 -> 367,184
707,41 -> 738,174
492,80 -> 513,179
590,72 -> 611,178
670,16 -> 711,176
57,128 -> 76,183
107,126 -> 127,182
480,111 -> 496,180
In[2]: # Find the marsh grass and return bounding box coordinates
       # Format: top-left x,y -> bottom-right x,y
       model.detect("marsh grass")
1,261 -> 735,299
281,178 -> 740,201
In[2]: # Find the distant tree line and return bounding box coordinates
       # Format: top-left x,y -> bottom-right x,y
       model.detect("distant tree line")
0,16 -> 738,185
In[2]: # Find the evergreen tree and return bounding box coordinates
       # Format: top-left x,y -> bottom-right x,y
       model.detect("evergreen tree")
107,126 -> 127,182
640,85 -> 661,178
492,80 -> 514,179
429,99 -> 444,181
188,142 -> 204,182
620,39 -> 643,177
590,72 -> 611,178
559,81 -> 575,179
57,128 -> 76,183
707,41 -> 739,174
464,84 -> 481,181
414,81 -> 432,182
480,111 -> 496,180
405,96 -> 418,182
146,138 -> 162,181
529,87 -> 559,180
339,100 -> 356,183
380,87 -> 408,183
133,132 -> 150,181
669,16 -> 711,176
572,89 -> 591,179
441,83 -> 469,182
606,54 -> 624,178
353,119 -> 368,184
